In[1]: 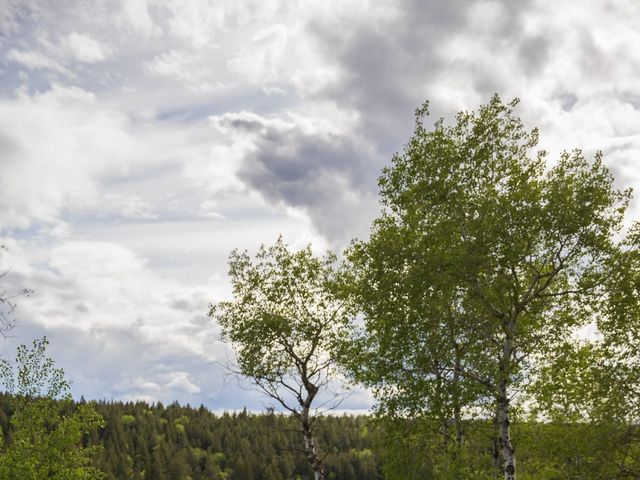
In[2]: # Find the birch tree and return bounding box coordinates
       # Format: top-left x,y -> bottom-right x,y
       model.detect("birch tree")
210,237 -> 356,480
344,96 -> 630,480
0,338 -> 105,479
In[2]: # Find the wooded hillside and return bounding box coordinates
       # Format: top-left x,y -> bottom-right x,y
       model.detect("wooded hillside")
0,394 -> 381,480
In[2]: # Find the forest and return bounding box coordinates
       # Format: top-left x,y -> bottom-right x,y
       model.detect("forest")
0,394 -> 380,480
1,96 -> 639,480
1,393 -> 639,479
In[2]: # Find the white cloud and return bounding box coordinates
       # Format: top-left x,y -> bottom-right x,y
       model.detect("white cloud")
121,0 -> 155,38
197,200 -> 225,219
7,34 -> 111,74
0,236 -> 236,405
0,82 -> 254,230
165,0 -> 226,49
7,49 -> 68,73
0,85 -> 133,229
63,32 -> 111,63
145,49 -> 223,92
1,0 -> 639,413
166,372 -> 202,394
113,376 -> 161,393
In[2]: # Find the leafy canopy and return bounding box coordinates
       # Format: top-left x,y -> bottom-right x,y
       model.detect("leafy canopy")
0,338 -> 105,480
211,237 -> 356,413
343,95 -> 631,478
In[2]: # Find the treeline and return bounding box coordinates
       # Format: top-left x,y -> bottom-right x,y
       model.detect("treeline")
3,392 -> 639,479
0,394 -> 381,480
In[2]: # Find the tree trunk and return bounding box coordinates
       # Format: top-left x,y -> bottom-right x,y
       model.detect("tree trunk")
497,394 -> 516,480
453,345 -> 464,449
492,437 -> 501,479
301,407 -> 325,480
492,403 -> 501,478
498,317 -> 516,480
450,346 -> 464,480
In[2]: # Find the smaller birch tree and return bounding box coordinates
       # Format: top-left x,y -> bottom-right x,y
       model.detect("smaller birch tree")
210,237 -> 356,480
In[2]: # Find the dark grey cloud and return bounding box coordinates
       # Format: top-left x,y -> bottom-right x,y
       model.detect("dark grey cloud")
230,117 -> 379,243
228,0 -> 543,244
244,139 -> 378,242
518,33 -> 552,75
238,0 -> 640,244
556,91 -> 579,112
621,91 -> 640,111
0,131 -> 20,156
311,0 -> 534,147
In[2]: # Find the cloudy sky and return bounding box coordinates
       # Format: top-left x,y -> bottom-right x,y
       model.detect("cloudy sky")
0,0 -> 639,412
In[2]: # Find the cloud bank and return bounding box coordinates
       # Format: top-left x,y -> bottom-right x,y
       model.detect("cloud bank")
0,0 -> 639,410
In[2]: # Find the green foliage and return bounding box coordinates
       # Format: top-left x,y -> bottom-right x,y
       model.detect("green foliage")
342,95 -> 632,478
0,400 -> 105,480
121,414 -> 136,426
0,338 -> 105,479
211,237 -> 355,392
0,338 -> 69,398
530,221 -> 640,477
0,397 -> 382,480
512,421 -> 623,479
2,391 -> 639,479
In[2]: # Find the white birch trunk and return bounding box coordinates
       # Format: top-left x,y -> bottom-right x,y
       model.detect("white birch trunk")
498,395 -> 516,480
301,407 -> 325,480
498,318 -> 516,480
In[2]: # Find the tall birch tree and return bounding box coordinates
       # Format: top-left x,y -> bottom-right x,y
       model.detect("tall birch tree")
210,237 -> 356,480
344,96 -> 630,480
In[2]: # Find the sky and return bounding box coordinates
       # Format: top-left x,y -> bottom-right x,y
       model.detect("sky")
0,0 -> 639,412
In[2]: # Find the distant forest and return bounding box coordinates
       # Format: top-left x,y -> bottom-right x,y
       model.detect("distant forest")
0,394 -> 381,480
2,393 -> 639,479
